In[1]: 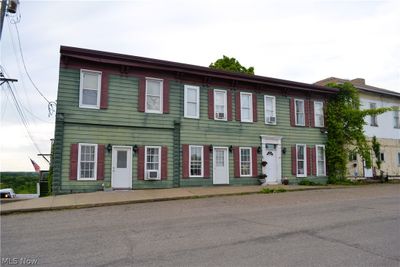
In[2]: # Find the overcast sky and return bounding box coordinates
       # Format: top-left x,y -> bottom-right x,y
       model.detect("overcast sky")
1,0 -> 399,171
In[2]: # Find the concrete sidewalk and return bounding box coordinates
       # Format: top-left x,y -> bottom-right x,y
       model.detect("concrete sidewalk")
0,185 -> 339,215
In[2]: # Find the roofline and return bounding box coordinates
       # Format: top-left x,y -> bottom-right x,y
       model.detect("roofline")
60,45 -> 337,94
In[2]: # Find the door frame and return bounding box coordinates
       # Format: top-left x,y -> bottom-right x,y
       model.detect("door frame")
260,135 -> 282,184
213,146 -> 229,185
111,146 -> 133,189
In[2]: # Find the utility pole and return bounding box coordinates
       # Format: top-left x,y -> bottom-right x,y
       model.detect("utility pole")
0,0 -> 19,40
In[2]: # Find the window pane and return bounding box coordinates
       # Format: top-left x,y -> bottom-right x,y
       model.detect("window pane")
147,80 -> 161,96
240,149 -> 251,176
297,146 -> 304,160
83,72 -> 99,89
187,88 -> 197,102
297,161 -> 304,175
318,161 -> 325,175
215,92 -> 224,104
147,96 -> 160,111
187,103 -> 197,117
117,151 -> 127,168
317,147 -> 325,161
82,89 -> 98,105
146,147 -> 159,171
242,108 -> 250,120
216,150 -> 225,167
242,95 -> 250,108
190,146 -> 202,176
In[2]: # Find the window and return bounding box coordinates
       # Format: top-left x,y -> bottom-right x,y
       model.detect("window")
295,99 -> 305,126
316,145 -> 326,176
264,95 -> 276,124
393,108 -> 400,128
240,92 -> 253,122
314,101 -> 324,127
380,153 -> 385,162
240,147 -> 252,176
296,144 -> 307,177
184,85 -> 200,119
349,151 -> 357,161
189,146 -> 203,177
214,89 -> 227,120
398,153 -> 400,166
145,78 -> 163,113
370,103 -> 378,126
145,146 -> 161,180
78,144 -> 98,180
79,69 -> 101,109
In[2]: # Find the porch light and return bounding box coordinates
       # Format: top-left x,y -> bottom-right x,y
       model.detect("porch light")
209,145 -> 213,152
282,147 -> 287,154
107,144 -> 112,153
257,146 -> 262,154
132,145 -> 138,153
229,145 -> 233,152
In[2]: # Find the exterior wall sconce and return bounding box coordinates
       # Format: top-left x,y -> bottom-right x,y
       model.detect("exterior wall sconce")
107,144 -> 112,153
229,145 -> 233,152
320,128 -> 328,134
132,145 -> 138,153
257,146 -> 262,154
282,147 -> 287,154
209,145 -> 213,152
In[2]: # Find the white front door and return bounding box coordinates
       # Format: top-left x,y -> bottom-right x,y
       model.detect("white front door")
264,144 -> 280,184
213,147 -> 229,184
112,146 -> 132,189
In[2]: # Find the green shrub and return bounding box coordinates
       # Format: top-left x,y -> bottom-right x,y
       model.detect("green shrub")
298,179 -> 322,186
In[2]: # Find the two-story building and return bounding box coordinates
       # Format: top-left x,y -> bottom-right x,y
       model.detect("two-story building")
52,46 -> 337,194
316,77 -> 400,178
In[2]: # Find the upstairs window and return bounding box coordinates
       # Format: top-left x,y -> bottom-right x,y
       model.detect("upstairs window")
393,107 -> 400,128
314,101 -> 324,127
145,78 -> 163,113
184,85 -> 200,119
296,144 -> 307,177
189,146 -> 203,177
79,70 -> 101,109
240,92 -> 253,122
370,103 -> 378,126
78,143 -> 98,180
264,95 -> 276,125
214,89 -> 227,120
295,99 -> 305,126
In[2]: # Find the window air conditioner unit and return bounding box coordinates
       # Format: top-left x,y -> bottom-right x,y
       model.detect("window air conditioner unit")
215,112 -> 225,119
268,116 -> 276,123
146,170 -> 159,180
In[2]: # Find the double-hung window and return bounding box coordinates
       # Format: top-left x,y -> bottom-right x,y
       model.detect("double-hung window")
184,85 -> 200,119
189,146 -> 203,177
370,103 -> 378,126
314,101 -> 324,127
145,78 -> 163,113
240,92 -> 253,122
78,143 -> 98,180
295,99 -> 305,126
398,152 -> 400,166
79,69 -> 101,109
240,147 -> 252,176
214,89 -> 227,120
264,95 -> 276,124
393,107 -> 400,128
145,146 -> 161,180
316,145 -> 326,176
296,144 -> 307,177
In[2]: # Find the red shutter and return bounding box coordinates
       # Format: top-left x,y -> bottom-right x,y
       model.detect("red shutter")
100,72 -> 108,109
203,145 -> 210,178
161,146 -> 168,180
182,144 -> 189,178
310,100 -> 315,127
138,77 -> 146,112
312,146 -> 317,176
305,99 -> 310,127
290,98 -> 295,126
252,93 -> 257,122
208,90 -> 214,119
233,146 -> 240,177
163,79 -> 169,113
137,146 -> 145,180
252,147 -> 258,177
97,144 -> 105,180
291,146 -> 297,175
235,91 -> 241,121
307,146 -> 312,176
69,144 -> 78,180
227,90 -> 233,121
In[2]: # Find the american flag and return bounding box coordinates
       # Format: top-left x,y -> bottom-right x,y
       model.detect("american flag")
30,159 -> 41,173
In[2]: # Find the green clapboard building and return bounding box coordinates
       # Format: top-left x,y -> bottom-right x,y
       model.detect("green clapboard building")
52,46 -> 337,194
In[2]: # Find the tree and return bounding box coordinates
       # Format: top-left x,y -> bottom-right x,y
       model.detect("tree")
209,55 -> 254,74
371,136 -> 382,170
325,82 -> 390,183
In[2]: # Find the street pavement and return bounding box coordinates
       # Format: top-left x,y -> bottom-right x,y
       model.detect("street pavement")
1,184 -> 399,267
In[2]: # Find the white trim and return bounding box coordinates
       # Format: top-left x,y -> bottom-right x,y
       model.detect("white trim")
79,69 -> 102,109
314,101 -> 324,127
294,99 -> 305,126
189,145 -> 204,177
239,147 -> 252,177
145,77 -> 163,114
315,145 -> 326,176
111,146 -> 133,189
214,89 -> 227,121
240,92 -> 253,123
296,144 -> 307,177
264,95 -> 276,125
184,85 -> 200,119
144,146 -> 161,180
77,143 -> 98,181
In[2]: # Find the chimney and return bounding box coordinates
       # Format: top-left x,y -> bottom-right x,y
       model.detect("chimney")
351,78 -> 365,86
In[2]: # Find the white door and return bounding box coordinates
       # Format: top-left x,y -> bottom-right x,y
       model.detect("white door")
112,146 -> 132,189
213,147 -> 229,184
363,160 -> 373,178
264,144 -> 280,184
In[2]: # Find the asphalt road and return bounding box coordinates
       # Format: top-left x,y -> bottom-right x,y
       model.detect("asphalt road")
1,184 -> 399,267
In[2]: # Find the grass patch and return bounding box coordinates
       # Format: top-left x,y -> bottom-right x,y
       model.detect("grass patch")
260,187 -> 287,194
